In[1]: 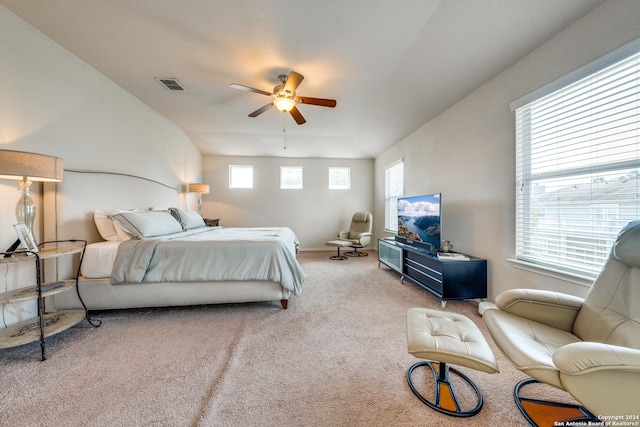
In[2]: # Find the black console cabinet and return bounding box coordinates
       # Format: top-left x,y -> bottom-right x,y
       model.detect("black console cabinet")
378,238 -> 487,302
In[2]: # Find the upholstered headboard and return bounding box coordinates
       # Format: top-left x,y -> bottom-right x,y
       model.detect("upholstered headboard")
44,170 -> 180,244
43,171 -> 180,279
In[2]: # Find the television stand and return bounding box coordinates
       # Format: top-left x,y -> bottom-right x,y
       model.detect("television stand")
378,239 -> 487,305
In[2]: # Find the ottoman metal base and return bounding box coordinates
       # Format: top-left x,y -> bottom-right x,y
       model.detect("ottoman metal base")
326,240 -> 353,260
407,361 -> 483,417
329,248 -> 348,260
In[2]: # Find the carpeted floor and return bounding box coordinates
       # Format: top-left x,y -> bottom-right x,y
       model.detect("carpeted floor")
0,251 -> 579,426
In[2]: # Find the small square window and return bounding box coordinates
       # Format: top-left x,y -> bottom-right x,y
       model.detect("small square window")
329,167 -> 350,190
280,166 -> 303,189
229,165 -> 253,189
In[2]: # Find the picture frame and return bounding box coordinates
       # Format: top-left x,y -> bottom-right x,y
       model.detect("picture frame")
13,224 -> 39,253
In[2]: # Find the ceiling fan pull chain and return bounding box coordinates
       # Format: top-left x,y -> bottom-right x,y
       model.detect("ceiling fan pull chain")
282,113 -> 287,150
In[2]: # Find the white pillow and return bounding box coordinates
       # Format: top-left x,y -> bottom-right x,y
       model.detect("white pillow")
94,210 -> 136,241
168,207 -> 205,230
93,211 -> 120,242
110,211 -> 183,239
113,220 -> 132,241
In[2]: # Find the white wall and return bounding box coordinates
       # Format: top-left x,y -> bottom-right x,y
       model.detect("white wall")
202,155 -> 374,250
0,6 -> 202,326
375,0 -> 640,301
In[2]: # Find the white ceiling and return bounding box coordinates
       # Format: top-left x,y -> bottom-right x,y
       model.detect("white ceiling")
2,0 -> 605,159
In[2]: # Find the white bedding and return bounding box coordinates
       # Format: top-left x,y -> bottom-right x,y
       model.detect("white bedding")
81,240 -> 121,278
110,226 -> 305,296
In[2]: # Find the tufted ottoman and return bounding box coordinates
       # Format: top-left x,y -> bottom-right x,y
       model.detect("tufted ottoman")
406,308 -> 499,417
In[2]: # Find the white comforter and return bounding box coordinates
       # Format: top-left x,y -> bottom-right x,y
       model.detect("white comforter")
111,227 -> 305,296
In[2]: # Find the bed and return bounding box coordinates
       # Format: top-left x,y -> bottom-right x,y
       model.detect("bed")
43,171 -> 305,311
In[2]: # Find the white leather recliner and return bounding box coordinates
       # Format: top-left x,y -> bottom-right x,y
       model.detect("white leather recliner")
337,212 -> 373,257
484,220 -> 640,422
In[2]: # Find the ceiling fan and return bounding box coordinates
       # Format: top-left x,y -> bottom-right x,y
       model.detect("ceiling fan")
230,71 -> 336,125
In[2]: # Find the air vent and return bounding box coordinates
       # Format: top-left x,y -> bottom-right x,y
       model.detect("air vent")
155,77 -> 186,91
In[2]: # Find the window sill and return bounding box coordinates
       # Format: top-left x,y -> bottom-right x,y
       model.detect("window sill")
507,258 -> 594,288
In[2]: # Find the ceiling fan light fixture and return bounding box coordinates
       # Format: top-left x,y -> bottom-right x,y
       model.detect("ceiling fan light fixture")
231,71 -> 334,124
273,96 -> 296,112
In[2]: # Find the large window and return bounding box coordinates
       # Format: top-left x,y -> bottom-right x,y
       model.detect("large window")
229,165 -> 253,189
514,47 -> 640,278
384,160 -> 404,232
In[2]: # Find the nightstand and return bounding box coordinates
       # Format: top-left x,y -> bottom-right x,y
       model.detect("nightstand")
204,218 -> 220,227
0,240 -> 99,360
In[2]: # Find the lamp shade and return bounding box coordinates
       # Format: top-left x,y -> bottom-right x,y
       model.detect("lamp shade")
188,183 -> 210,194
0,150 -> 63,182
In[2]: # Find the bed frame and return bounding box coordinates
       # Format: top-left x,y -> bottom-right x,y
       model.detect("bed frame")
43,171 -> 291,311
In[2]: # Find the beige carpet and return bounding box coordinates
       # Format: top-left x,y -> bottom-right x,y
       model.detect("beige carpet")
0,251 -> 579,426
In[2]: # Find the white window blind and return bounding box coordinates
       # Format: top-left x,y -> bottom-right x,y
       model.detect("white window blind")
515,48 -> 640,278
385,160 -> 404,232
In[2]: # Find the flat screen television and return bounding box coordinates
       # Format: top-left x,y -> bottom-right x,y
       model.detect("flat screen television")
397,193 -> 441,250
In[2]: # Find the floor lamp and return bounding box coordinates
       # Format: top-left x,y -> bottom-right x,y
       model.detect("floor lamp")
0,149 -> 63,253
188,183 -> 210,217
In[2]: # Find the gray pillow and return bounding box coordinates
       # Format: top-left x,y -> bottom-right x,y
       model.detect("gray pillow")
168,207 -> 206,230
110,211 -> 183,238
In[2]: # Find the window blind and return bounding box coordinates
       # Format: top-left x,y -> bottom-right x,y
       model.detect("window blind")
515,49 -> 640,278
385,160 -> 404,232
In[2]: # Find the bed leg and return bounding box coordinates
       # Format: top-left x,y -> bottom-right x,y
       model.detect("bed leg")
281,299 -> 288,309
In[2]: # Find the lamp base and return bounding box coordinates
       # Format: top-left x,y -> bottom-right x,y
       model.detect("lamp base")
16,179 -> 36,236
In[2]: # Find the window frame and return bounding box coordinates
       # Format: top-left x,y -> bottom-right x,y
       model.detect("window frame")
328,167 -> 351,190
229,165 -> 253,189
280,166 -> 303,190
384,160 -> 404,233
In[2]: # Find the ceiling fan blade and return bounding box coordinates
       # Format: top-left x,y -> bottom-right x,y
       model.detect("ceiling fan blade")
230,83 -> 272,96
284,71 -> 304,94
248,103 -> 274,117
296,96 -> 337,108
289,106 -> 306,125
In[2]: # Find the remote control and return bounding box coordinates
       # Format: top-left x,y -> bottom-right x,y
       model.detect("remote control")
39,281 -> 65,292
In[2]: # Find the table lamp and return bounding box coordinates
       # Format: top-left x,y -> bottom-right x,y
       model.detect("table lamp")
0,149 -> 63,252
188,183 -> 209,217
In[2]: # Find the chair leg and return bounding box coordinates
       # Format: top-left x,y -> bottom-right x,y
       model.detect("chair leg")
513,378 -> 601,426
